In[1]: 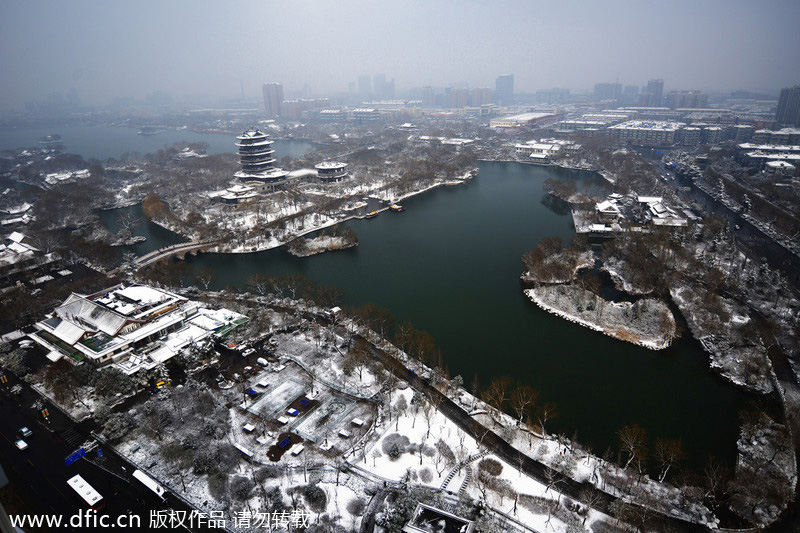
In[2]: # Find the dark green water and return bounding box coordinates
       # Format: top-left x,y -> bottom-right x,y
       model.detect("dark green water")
173,161 -> 750,469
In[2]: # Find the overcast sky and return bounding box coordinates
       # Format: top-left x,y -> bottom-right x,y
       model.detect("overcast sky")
2,0 -> 799,110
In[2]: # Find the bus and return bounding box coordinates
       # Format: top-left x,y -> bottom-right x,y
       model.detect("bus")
132,469 -> 167,503
67,474 -> 105,510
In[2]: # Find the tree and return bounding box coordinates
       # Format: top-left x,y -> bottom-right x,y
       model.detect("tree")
354,303 -> 395,339
94,367 -> 135,398
343,337 -> 372,382
702,456 -> 731,511
482,376 -> 512,415
195,267 -> 215,290
654,438 -> 684,482
44,358 -> 88,408
161,441 -> 192,491
535,402 -> 558,437
510,384 -> 539,426
618,424 -> 647,472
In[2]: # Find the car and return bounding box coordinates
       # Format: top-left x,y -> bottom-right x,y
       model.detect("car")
19,427 -> 32,438
14,439 -> 28,451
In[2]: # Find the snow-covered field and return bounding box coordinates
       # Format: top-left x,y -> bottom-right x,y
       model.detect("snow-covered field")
525,286 -> 676,350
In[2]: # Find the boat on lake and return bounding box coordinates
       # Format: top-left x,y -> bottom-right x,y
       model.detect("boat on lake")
364,211 -> 378,219
389,204 -> 405,212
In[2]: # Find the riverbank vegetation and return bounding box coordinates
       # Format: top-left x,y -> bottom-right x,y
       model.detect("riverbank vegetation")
520,235 -> 677,349
521,206 -> 798,527
287,226 -> 358,257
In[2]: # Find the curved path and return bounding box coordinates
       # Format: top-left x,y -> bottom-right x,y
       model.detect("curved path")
337,324 -> 712,532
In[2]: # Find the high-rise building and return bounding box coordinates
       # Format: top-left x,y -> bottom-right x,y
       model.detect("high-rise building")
421,86 -> 435,107
382,79 -> 395,99
358,75 -> 372,95
373,74 -> 386,97
535,88 -> 570,105
666,90 -> 708,109
495,74 -> 514,106
373,74 -> 395,100
448,88 -> 469,108
593,83 -> 622,103
471,87 -> 493,107
639,79 -> 664,107
262,82 -> 284,118
776,85 -> 800,126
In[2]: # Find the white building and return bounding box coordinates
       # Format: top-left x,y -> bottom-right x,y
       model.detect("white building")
31,284 -> 247,374
490,112 -> 556,128
608,120 -> 684,145
315,162 -> 349,183
208,184 -> 259,204
234,128 -> 288,191
765,160 -> 796,177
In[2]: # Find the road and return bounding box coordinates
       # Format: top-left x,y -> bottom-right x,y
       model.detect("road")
0,368 -> 201,532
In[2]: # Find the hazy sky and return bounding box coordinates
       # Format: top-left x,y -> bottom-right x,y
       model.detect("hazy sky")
2,0 -> 799,110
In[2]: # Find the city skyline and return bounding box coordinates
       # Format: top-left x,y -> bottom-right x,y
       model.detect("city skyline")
1,0 -> 800,111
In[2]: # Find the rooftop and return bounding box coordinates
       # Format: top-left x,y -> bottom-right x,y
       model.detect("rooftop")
609,120 -> 684,131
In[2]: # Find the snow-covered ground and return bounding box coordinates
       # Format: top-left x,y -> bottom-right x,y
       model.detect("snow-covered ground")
525,286 -> 676,350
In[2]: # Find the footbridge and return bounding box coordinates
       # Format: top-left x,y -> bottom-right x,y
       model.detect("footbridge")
134,239 -> 220,268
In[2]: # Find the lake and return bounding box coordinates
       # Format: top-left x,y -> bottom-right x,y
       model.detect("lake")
160,160 -> 751,469
0,125 -> 314,162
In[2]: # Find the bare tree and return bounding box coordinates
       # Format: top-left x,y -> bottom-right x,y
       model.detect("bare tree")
510,384 -> 538,426
618,424 -> 647,471
654,438 -> 684,482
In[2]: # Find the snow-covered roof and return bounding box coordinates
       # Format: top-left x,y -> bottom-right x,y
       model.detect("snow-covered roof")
55,294 -> 128,337
596,200 -> 621,213
52,319 -> 86,345
315,162 -> 348,170
116,286 -> 169,306
766,161 -> 795,169
637,196 -> 663,204
609,120 -> 684,131
236,128 -> 268,141
227,184 -> 255,193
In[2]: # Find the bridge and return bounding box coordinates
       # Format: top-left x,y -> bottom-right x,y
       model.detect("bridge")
134,239 -> 220,269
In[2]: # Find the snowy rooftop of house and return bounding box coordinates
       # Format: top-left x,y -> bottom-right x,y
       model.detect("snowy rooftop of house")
227,184 -> 255,194
315,162 -> 348,170
503,112 -> 553,121
8,231 -> 26,243
559,120 -> 608,126
638,196 -> 663,204
237,128 -> 268,140
0,239 -> 39,267
4,203 -> 32,215
766,161 -> 796,168
609,120 -> 684,131
745,152 -> 800,161
596,200 -> 621,213
235,168 -> 288,181
235,138 -> 273,147
738,143 -> 800,151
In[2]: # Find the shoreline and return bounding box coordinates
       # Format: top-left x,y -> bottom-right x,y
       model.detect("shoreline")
144,169 -> 477,256
524,287 -> 675,350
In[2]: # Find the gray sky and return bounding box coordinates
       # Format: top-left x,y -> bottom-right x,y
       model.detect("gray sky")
2,0 -> 799,110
